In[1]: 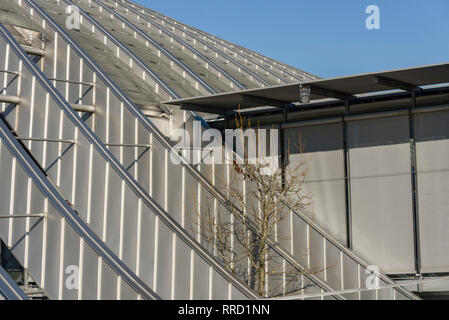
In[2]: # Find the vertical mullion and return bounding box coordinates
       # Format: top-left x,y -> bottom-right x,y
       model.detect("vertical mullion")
7,158 -> 16,247
152,216 -> 159,292
58,219 -> 66,299
409,94 -> 421,276
41,198 -> 49,289
135,198 -> 142,277
357,264 -> 361,300
117,102 -> 126,298
78,239 -> 84,300
189,249 -> 194,300
1,43 -> 9,112
340,251 -> 344,291
170,234 -> 176,299
343,110 -> 352,249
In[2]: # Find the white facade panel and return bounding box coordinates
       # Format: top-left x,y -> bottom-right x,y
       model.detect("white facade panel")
348,116 -> 415,274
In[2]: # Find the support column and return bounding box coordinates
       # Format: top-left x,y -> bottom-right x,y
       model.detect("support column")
343,102 -> 353,249
280,108 -> 288,190
409,92 -> 422,276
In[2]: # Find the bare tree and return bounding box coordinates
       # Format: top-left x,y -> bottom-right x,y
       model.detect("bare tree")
188,114 -> 326,297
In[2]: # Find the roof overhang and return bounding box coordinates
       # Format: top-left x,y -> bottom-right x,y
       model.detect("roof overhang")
163,63 -> 449,114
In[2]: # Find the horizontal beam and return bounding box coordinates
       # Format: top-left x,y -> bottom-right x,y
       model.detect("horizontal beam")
48,78 -> 96,87
239,94 -> 290,108
0,95 -> 20,104
0,70 -> 20,75
22,46 -> 45,57
0,213 -> 46,218
0,97 -> 94,112
105,143 -> 152,148
141,109 -> 170,119
175,146 -> 214,153
18,137 -> 75,144
71,104 -> 96,113
310,85 -> 355,102
180,103 -> 228,115
374,75 -> 423,93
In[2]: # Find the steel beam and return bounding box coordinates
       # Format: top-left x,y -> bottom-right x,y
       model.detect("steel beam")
17,137 -> 76,143
71,104 -> 96,113
374,75 -> 423,93
180,102 -> 227,115
240,94 -> 291,109
310,85 -> 355,102
0,214 -> 46,218
0,95 -> 20,104
21,45 -> 45,56
105,143 -> 152,147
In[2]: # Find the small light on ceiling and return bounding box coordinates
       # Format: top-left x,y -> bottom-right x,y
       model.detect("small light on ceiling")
299,85 -> 311,104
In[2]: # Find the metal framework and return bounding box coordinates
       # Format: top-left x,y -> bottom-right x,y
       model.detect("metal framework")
0,0 -> 424,300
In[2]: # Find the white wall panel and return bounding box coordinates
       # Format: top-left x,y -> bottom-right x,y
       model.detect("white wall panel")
415,110 -> 449,272
284,123 -> 347,244
348,116 -> 415,274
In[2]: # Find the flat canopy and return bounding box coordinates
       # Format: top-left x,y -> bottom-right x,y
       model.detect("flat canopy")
163,63 -> 449,114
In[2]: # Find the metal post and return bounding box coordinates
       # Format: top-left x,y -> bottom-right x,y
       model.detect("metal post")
224,112 -> 231,129
409,92 -> 422,276
343,101 -> 353,249
280,108 -> 288,190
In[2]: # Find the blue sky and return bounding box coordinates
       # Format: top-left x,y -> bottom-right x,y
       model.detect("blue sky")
133,0 -> 449,79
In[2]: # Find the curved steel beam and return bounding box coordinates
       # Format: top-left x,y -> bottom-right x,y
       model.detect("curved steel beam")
90,0 -> 220,93
95,0 -> 249,91
116,0 -> 273,87
123,0 -> 316,81
64,0 -> 179,100
121,0 -> 292,85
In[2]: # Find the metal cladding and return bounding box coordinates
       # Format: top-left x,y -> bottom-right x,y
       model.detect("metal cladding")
0,0 -> 419,300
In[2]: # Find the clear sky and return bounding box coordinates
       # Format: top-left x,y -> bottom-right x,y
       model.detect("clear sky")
133,0 -> 449,79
